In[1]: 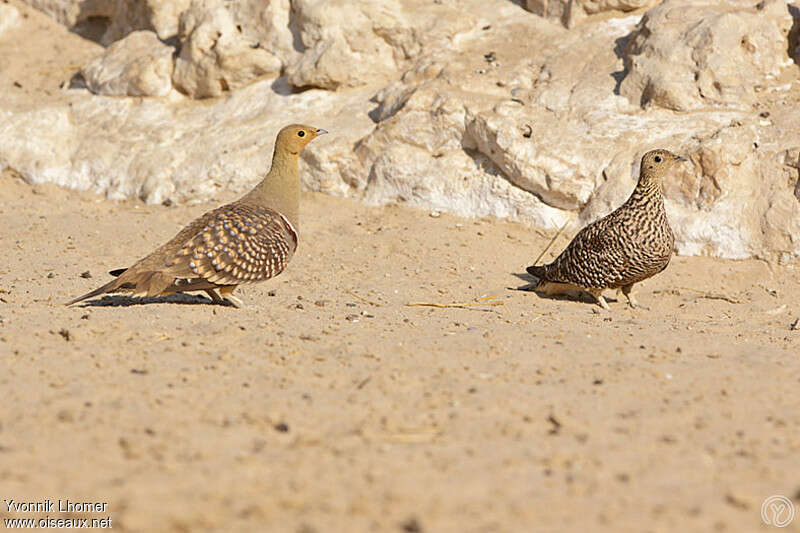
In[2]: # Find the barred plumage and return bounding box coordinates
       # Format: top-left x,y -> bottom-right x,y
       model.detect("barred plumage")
67,124 -> 326,308
526,149 -> 686,310
169,203 -> 297,286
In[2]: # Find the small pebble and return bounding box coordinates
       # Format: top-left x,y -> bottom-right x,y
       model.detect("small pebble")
401,517 -> 422,533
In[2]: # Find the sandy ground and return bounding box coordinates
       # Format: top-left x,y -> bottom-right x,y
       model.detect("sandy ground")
1,170 -> 800,532
2,2 -> 800,531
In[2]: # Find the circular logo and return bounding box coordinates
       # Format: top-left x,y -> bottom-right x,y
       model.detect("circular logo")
762,495 -> 796,528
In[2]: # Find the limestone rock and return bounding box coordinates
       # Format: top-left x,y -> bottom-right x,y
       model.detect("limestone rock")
0,78 -> 375,204
665,122 -> 767,258
619,0 -> 794,111
285,0 -> 403,90
19,0 -> 191,44
134,0 -> 193,42
525,0 -> 658,27
580,0 -> 657,13
226,0 -> 298,68
285,0 -> 477,90
0,4 -> 21,38
172,0 -> 282,99
362,143 -> 570,227
17,0 -> 87,28
466,107 -> 597,211
3,0 -> 800,260
81,31 -> 175,97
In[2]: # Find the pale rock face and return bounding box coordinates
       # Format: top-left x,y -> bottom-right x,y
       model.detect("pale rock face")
665,123 -> 765,258
353,76 -> 569,228
362,143 -> 571,228
525,0 -> 659,27
17,0 -> 88,28
226,0 -> 298,68
0,79 -> 375,205
81,31 -> 175,97
137,0 -> 193,41
0,4 -> 21,38
172,0 -> 283,99
581,0 -> 658,14
4,0 -> 800,260
466,108 -> 597,211
619,0 -> 794,111
18,0 -> 192,43
98,0 -> 193,43
285,0 -> 400,90
285,0 -> 478,90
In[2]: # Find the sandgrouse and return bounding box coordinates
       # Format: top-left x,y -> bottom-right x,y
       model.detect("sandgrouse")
67,124 -> 326,308
526,149 -> 686,310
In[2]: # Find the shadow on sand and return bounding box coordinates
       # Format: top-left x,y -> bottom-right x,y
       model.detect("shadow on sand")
509,272 -> 616,306
72,293 -> 236,308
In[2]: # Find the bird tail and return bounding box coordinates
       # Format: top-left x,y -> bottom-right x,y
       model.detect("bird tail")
66,267 -> 186,305
526,264 -> 546,280
65,278 -> 123,306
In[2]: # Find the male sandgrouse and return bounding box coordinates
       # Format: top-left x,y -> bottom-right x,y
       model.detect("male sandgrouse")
67,124 -> 327,308
526,149 -> 686,310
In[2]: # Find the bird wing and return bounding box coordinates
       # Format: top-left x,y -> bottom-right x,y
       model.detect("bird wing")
165,203 -> 298,286
546,215 -> 632,288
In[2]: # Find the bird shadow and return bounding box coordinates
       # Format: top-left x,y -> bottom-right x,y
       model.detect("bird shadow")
508,272 -> 617,306
509,271 -> 538,291
72,293 -> 235,308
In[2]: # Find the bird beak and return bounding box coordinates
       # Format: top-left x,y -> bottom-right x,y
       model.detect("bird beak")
316,128 -> 328,135
675,156 -> 688,162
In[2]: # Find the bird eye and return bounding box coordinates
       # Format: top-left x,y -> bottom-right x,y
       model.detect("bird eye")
654,155 -> 662,163
297,130 -> 305,137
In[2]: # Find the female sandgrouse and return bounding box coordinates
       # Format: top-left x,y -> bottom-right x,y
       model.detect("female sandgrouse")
68,124 -> 327,308
526,149 -> 686,310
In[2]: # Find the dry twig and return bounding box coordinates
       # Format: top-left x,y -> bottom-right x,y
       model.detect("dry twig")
674,286 -> 743,304
406,295 -> 504,312
529,217 -> 572,268
346,290 -> 381,307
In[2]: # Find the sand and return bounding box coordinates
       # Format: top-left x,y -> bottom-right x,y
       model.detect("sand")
1,170 -> 799,532
1,1 -> 800,530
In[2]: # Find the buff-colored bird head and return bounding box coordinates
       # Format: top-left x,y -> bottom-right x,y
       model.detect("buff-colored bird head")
275,124 -> 328,155
640,149 -> 687,179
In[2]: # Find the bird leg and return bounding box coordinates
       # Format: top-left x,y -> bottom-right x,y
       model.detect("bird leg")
587,288 -> 611,311
219,285 -> 243,308
621,284 -> 647,310
204,288 -> 224,303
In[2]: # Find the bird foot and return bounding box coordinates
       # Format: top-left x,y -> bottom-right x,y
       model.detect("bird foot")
585,289 -> 611,311
205,289 -> 224,303
624,295 -> 649,311
223,295 -> 244,308
205,288 -> 242,308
